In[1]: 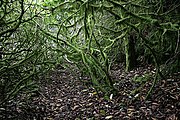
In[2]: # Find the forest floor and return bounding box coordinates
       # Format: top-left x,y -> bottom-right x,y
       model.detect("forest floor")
1,63 -> 180,120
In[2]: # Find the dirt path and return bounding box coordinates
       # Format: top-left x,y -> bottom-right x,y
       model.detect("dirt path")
1,64 -> 179,120
34,64 -> 179,120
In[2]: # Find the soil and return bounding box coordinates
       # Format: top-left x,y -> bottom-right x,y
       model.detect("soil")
0,63 -> 179,120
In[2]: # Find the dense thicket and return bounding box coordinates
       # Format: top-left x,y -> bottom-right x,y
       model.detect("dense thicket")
0,0 -> 179,107
0,0 -> 57,106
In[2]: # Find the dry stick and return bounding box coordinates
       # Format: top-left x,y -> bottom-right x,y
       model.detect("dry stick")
175,30 -> 180,54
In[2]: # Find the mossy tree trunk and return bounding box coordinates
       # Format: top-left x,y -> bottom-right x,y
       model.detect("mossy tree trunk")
125,34 -> 136,71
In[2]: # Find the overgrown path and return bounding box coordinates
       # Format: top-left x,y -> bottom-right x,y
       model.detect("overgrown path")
2,64 -> 180,120
34,64 -> 179,120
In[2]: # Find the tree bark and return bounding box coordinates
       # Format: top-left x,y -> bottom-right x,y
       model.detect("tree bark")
125,34 -> 136,71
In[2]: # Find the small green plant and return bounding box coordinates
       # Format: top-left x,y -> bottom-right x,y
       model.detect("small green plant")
132,73 -> 152,84
130,73 -> 153,98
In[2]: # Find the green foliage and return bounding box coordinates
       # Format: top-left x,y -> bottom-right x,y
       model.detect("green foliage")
37,0 -> 180,95
0,0 -> 57,106
133,74 -> 152,84
0,0 -> 179,104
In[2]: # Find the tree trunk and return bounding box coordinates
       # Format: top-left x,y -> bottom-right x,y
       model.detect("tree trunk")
125,34 -> 136,71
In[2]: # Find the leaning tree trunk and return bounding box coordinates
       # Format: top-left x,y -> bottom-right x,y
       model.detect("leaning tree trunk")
125,34 -> 136,71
